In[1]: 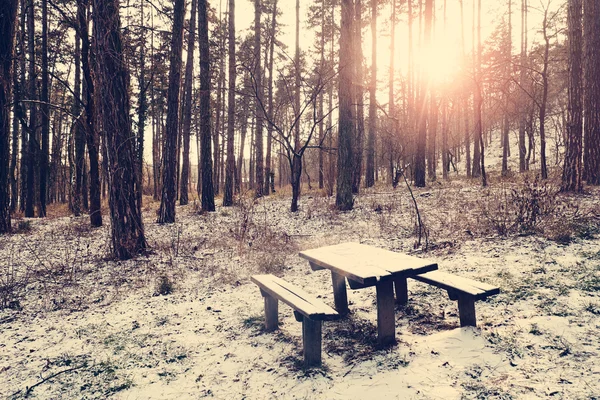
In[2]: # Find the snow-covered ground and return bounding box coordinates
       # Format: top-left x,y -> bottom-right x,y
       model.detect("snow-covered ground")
1,172 -> 599,399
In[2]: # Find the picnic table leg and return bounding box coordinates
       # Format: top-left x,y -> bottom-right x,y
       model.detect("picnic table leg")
260,289 -> 279,331
376,280 -> 395,346
302,318 -> 322,367
457,295 -> 477,327
394,277 -> 409,305
331,272 -> 349,316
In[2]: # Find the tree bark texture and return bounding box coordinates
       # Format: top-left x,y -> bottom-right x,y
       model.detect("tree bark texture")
336,0 -> 355,210
93,0 -> 147,259
0,0 -> 18,233
158,0 -> 185,222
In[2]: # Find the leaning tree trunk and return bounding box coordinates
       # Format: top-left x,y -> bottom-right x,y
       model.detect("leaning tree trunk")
198,0 -> 215,211
179,0 -> 197,206
0,0 -> 18,233
336,0 -> 355,210
158,0 -> 185,222
93,0 -> 147,259
561,0 -> 583,192
223,0 -> 236,206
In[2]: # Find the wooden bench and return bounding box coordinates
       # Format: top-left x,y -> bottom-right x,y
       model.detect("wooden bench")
251,274 -> 340,367
395,271 -> 500,327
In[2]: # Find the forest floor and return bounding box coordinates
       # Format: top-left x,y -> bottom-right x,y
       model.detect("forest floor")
1,162 -> 600,399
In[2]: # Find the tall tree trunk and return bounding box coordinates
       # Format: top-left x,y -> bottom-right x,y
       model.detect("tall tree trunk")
518,0 -> 527,172
136,0 -> 146,211
353,0 -> 364,193
264,0 -> 277,195
365,0 -> 376,188
10,34 -> 19,212
254,0 -> 264,198
388,0 -> 396,185
158,0 -> 185,222
78,0 -> 102,227
0,0 -> 18,233
583,0 -> 600,183
25,0 -> 36,217
198,0 -> 215,211
336,0 -> 354,210
459,0 -> 471,178
223,0 -> 236,206
318,0 -> 325,191
501,0 -> 512,177
471,0 -> 481,178
415,0 -> 432,188
39,0 -> 49,217
562,0 -> 583,191
293,0 -> 301,181
93,0 -> 147,259
180,0 -> 197,205
475,0 -> 486,185
539,7 -> 549,180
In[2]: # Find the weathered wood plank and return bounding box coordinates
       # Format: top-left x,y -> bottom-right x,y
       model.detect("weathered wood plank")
411,270 -> 499,300
458,295 -> 477,327
299,242 -> 438,283
331,272 -> 349,315
302,318 -> 323,367
376,280 -> 396,346
394,277 -> 408,305
264,295 -> 278,331
251,274 -> 340,321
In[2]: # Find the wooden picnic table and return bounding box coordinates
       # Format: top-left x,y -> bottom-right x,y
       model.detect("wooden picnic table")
299,242 -> 438,345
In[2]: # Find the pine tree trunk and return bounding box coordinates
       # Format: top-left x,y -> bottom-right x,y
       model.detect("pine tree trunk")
336,0 -> 355,210
198,0 -> 215,211
223,0 -> 236,206
254,0 -> 264,198
561,0 -> 583,192
25,0 -> 36,218
0,0 -> 18,233
475,0 -> 486,186
518,0 -> 527,172
93,0 -> 146,259
415,0 -> 432,188
78,0 -> 102,227
136,0 -> 146,211
264,0 -> 277,195
158,0 -> 185,222
583,0 -> 600,184
353,0 -> 364,194
179,0 -> 197,206
539,9 -> 550,180
39,0 -> 49,217
501,0 -> 512,177
365,0 -> 376,188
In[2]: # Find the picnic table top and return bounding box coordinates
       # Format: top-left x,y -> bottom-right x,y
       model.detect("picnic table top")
299,242 -> 438,285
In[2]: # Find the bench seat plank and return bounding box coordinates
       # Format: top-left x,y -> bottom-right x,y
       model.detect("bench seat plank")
299,242 -> 438,284
411,271 -> 499,300
251,274 -> 340,321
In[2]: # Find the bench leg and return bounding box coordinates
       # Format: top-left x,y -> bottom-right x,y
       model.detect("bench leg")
331,272 -> 349,316
302,318 -> 322,367
457,295 -> 477,327
376,280 -> 395,346
394,277 -> 409,305
262,292 -> 279,331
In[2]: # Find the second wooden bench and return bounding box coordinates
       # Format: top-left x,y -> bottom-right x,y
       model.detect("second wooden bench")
251,274 -> 340,367
394,270 -> 500,327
